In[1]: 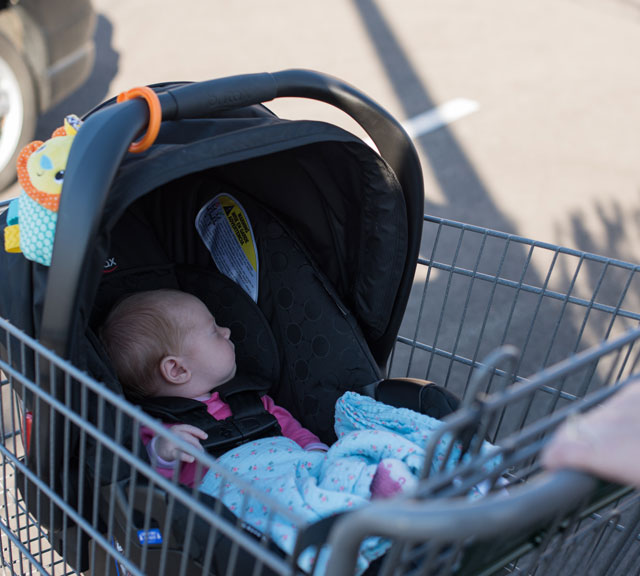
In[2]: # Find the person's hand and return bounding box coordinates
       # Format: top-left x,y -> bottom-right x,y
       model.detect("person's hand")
542,381 -> 640,488
155,424 -> 208,464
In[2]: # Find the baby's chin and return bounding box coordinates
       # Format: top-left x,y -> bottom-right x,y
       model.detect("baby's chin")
221,363 -> 237,386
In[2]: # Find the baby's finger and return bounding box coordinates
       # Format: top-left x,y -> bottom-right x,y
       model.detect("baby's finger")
174,424 -> 209,439
179,452 -> 196,464
177,433 -> 207,453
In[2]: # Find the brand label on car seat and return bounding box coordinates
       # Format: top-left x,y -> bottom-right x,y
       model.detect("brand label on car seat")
195,193 -> 259,301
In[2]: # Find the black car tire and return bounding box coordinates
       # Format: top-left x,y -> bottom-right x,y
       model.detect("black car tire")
0,31 -> 37,191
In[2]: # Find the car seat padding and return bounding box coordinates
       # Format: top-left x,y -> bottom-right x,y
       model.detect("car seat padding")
92,173 -> 382,447
244,196 -> 381,442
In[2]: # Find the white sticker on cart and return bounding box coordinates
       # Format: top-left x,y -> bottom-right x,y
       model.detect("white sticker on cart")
113,538 -> 133,576
196,193 -> 259,302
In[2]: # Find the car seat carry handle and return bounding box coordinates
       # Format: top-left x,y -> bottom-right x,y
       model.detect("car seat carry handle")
161,70 -> 421,203
40,100 -> 150,359
162,69 -> 423,231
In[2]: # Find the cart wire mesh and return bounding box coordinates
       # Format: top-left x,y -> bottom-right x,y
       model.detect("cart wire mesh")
0,316 -> 303,576
0,213 -> 639,576
391,214 -> 640,392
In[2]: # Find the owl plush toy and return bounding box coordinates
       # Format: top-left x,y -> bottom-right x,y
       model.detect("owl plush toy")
3,114 -> 82,266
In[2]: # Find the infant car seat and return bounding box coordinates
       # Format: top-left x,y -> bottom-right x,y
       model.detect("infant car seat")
0,71 -> 459,574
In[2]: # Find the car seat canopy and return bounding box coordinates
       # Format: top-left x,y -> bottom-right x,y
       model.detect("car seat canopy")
92,117 -> 409,358
0,106 -> 415,438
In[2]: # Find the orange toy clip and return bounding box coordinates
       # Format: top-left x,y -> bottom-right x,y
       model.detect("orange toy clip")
116,86 -> 161,153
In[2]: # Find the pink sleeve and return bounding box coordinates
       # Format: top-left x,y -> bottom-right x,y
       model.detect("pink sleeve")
262,395 -> 328,450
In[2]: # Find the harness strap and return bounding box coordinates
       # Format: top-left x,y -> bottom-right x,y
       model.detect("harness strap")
138,389 -> 281,457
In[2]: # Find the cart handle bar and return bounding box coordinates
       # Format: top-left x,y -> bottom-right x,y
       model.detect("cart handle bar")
325,469 -> 603,575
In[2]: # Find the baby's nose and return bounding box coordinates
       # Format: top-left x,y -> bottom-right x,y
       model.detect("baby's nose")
221,326 -> 231,339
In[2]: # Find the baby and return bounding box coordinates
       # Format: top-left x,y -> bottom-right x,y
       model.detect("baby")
100,288 -> 328,487
100,288 -> 495,573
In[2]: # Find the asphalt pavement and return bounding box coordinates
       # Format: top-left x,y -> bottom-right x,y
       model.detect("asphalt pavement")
3,0 -> 639,265
4,0 -> 640,376
3,0 -> 640,373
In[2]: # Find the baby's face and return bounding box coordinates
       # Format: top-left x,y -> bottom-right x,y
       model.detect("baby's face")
179,297 -> 237,397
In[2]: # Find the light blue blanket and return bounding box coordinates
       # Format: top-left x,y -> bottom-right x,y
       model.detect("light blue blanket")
199,391 -> 496,574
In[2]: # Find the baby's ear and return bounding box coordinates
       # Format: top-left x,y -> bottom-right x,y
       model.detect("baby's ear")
159,355 -> 190,384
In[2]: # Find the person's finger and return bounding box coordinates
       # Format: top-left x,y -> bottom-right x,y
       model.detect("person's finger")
541,431 -> 594,470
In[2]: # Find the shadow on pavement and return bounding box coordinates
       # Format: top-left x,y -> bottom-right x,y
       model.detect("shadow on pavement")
35,14 -> 119,139
353,0 -> 633,404
352,0 -> 515,234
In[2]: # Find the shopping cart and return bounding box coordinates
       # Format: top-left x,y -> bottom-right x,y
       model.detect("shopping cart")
328,216 -> 640,575
1,70 -> 639,576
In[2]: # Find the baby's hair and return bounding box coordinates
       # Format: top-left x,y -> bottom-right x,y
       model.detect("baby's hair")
100,289 -> 196,400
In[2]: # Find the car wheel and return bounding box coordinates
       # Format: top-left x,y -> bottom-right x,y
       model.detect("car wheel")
0,32 -> 37,192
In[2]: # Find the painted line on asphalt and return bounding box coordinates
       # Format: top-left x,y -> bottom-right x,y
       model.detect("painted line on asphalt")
363,98 -> 479,148
402,98 -> 480,139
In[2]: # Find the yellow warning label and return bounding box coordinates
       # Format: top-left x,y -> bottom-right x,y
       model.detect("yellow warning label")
219,195 -> 257,270
195,193 -> 259,302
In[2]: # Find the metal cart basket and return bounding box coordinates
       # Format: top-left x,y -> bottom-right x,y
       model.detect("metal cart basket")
2,64 -> 640,575
1,208 -> 639,576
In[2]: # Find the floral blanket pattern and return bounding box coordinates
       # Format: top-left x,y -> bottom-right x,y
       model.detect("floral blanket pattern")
199,392 -> 497,574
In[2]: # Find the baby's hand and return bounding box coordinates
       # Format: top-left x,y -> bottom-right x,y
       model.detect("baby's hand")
156,424 -> 208,464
